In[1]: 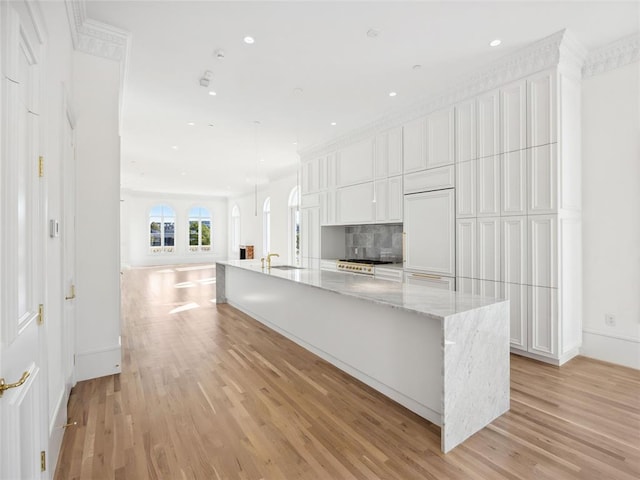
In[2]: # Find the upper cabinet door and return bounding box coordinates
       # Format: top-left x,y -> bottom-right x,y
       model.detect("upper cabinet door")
477,91 -> 500,158
387,126 -> 403,176
336,138 -> 374,187
501,80 -> 526,154
375,126 -> 404,178
336,182 -> 376,224
426,107 -> 455,169
301,158 -> 320,194
528,144 -> 557,215
527,70 -> 557,148
403,116 -> 427,173
477,154 -> 501,217
455,100 -> 476,163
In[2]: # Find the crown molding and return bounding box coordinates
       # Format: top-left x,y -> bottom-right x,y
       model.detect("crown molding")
65,0 -> 130,62
300,30 -> 582,160
583,33 -> 640,78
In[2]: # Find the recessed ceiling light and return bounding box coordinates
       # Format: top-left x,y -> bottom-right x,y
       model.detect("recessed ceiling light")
244,36 -> 255,44
412,64 -> 422,70
389,92 -> 397,97
208,91 -> 217,96
330,122 -> 337,126
171,145 -> 179,150
490,39 -> 502,47
292,142 -> 297,146
260,158 -> 265,163
181,172 -> 187,176
187,122 -> 195,126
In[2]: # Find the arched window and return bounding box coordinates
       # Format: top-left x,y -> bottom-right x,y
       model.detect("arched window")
188,206 -> 212,252
149,204 -> 176,253
262,197 -> 271,256
231,205 -> 240,253
288,187 -> 300,264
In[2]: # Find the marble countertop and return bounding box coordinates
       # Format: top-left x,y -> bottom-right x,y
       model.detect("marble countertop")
217,259 -> 507,321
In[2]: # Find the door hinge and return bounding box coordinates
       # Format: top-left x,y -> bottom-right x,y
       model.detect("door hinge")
38,156 -> 44,177
37,304 -> 44,325
40,451 -> 46,472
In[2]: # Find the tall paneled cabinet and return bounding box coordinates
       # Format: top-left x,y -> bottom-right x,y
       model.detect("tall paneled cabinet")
455,64 -> 582,365
299,32 -> 583,365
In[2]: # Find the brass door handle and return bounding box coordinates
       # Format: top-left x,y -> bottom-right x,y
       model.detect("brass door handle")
0,371 -> 30,398
410,273 -> 442,280
65,285 -> 76,300
62,421 -> 78,428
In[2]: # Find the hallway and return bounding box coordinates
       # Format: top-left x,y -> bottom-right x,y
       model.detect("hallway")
54,264 -> 640,479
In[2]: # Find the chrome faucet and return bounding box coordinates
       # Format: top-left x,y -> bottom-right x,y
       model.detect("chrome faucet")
267,253 -> 279,269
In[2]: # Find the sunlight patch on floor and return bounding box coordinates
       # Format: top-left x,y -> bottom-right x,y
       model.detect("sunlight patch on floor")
175,265 -> 215,272
174,282 -> 196,288
169,302 -> 200,314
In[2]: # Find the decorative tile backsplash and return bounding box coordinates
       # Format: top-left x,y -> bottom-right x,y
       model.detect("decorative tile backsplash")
345,224 -> 403,262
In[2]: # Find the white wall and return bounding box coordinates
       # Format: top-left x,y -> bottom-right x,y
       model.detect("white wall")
73,51 -> 123,382
228,173 -> 298,262
121,190 -> 228,267
581,61 -> 640,369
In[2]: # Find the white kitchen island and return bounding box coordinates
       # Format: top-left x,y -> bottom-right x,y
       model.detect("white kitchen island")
216,259 -> 510,453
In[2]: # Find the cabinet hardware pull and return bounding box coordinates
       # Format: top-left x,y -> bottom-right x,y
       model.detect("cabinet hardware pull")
410,273 -> 442,280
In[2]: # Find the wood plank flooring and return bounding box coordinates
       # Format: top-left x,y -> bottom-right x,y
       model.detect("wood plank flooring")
54,264 -> 640,479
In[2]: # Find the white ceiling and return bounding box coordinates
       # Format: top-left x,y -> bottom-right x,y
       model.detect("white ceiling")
85,1 -> 639,197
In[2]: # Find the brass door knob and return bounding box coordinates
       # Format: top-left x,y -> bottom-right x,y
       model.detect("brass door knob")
0,371 -> 30,398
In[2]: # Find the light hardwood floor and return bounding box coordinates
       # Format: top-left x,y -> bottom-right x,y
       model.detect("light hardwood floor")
55,264 -> 640,479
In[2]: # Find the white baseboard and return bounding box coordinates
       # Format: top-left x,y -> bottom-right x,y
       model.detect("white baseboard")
581,330 -> 640,370
75,344 -> 122,382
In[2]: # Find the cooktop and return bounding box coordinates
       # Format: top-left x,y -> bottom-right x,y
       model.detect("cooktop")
338,259 -> 393,265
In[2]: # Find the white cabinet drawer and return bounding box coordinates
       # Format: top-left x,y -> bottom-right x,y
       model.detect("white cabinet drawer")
404,165 -> 454,194
405,272 -> 455,291
374,267 -> 403,282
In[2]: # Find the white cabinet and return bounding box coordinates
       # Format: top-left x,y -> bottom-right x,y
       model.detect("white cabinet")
528,286 -> 558,358
455,99 -> 476,163
505,282 -> 528,350
301,206 -> 320,259
404,165 -> 454,195
336,138 -> 374,187
477,90 -> 499,158
375,177 -> 402,223
501,150 -> 527,216
403,116 -> 427,173
528,144 -> 557,214
405,272 -> 455,291
301,158 -> 320,194
477,217 -> 501,282
456,218 -> 476,279
501,216 -> 527,284
456,159 -> 476,218
403,107 -> 454,174
375,126 -> 403,178
320,190 -> 336,226
501,80 -> 526,154
336,182 -> 375,224
477,155 -> 500,216
404,189 -> 455,276
374,266 -> 403,283
426,107 -> 455,169
528,215 -> 557,289
527,70 -> 557,148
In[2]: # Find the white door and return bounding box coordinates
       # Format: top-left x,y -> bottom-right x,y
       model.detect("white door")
0,3 -> 46,478
62,112 -> 76,398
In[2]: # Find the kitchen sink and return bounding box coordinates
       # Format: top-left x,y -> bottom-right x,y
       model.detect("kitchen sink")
270,265 -> 304,270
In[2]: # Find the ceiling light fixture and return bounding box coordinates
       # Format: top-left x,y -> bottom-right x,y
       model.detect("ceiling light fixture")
389,91 -> 397,97
244,36 -> 255,44
330,122 -> 337,126
366,28 -> 380,38
208,91 -> 217,96
199,70 -> 213,88
171,145 -> 179,150
490,39 -> 502,47
187,122 -> 195,126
